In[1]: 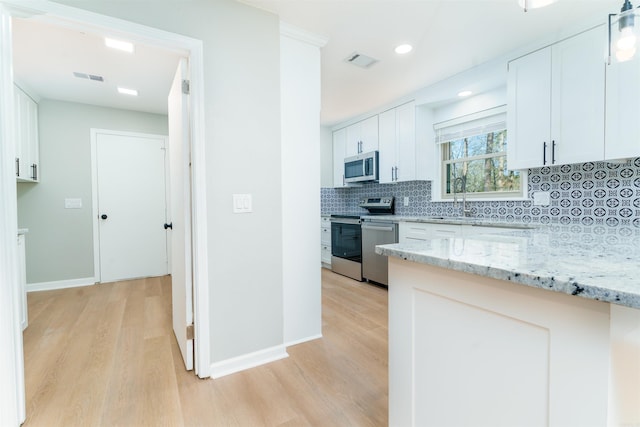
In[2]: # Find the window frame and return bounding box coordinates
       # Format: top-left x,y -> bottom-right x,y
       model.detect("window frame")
431,106 -> 528,202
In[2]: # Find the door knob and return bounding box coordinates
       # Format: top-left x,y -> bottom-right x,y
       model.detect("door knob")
164,223 -> 173,230
101,214 -> 108,220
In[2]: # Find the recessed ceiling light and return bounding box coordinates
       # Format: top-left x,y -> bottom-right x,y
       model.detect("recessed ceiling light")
117,87 -> 138,96
105,37 -> 134,53
458,90 -> 473,97
395,44 -> 413,55
517,0 -> 557,11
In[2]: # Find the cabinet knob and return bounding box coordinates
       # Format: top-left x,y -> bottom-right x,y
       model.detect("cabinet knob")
100,214 -> 108,220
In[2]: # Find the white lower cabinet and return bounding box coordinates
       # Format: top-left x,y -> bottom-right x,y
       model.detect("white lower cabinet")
321,215 -> 332,266
399,221 -> 460,242
389,258 -> 613,427
399,221 -> 529,243
17,233 -> 28,330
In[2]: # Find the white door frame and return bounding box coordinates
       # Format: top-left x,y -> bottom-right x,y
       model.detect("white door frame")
0,3 -> 211,421
0,5 -> 25,425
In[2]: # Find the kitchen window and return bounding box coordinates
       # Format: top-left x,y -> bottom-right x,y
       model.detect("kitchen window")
434,105 -> 525,200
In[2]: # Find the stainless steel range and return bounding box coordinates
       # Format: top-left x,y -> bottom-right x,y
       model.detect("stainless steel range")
330,215 -> 363,281
330,197 -> 396,284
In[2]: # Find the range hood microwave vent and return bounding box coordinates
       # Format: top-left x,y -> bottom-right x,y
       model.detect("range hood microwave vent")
345,52 -> 379,69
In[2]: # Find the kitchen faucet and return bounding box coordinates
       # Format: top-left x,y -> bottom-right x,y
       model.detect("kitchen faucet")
453,175 -> 472,217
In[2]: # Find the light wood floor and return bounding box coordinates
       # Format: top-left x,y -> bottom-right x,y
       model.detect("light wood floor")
22,269 -> 388,426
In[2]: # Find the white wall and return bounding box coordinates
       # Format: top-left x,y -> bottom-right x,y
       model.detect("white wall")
16,99 -> 168,284
432,86 -> 507,124
53,0 -> 286,364
280,26 -> 324,345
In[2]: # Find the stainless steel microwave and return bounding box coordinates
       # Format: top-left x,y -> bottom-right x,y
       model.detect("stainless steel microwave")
344,150 -> 379,183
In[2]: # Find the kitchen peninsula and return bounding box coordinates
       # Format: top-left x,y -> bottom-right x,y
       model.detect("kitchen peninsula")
377,222 -> 640,427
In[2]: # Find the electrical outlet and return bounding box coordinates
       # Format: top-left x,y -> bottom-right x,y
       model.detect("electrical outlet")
404,196 -> 409,207
533,191 -> 550,206
233,194 -> 252,213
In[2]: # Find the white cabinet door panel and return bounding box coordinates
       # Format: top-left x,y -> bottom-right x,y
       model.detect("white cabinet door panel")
378,109 -> 396,184
332,128 -> 347,187
551,26 -> 605,165
507,47 -> 552,170
605,47 -> 640,160
396,102 -> 416,182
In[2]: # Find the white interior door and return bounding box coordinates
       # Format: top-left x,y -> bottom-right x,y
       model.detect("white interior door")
169,58 -> 194,371
95,131 -> 169,283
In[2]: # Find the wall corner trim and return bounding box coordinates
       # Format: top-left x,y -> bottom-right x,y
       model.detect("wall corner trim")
210,345 -> 289,379
27,277 -> 96,293
280,21 -> 328,47
284,333 -> 323,349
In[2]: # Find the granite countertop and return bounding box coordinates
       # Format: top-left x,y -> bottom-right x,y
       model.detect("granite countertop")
362,214 -> 535,229
376,222 -> 640,310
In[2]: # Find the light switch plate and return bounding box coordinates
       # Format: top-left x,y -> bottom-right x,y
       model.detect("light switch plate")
533,191 -> 550,206
404,196 -> 409,207
233,194 -> 252,213
64,198 -> 82,209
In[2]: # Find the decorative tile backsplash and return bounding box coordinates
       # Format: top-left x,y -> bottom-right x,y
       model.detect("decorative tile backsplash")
321,157 -> 640,228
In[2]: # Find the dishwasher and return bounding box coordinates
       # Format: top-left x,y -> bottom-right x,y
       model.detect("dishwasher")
361,218 -> 398,286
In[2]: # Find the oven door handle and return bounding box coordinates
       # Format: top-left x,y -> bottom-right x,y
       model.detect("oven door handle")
361,224 -> 395,232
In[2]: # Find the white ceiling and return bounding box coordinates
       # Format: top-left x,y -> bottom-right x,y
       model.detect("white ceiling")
12,1 -> 622,124
242,0 -> 621,125
12,18 -> 183,115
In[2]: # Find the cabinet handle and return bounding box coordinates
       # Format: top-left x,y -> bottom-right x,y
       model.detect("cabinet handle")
31,164 -> 37,180
552,140 -> 556,165
543,142 -> 547,165
395,166 -> 398,181
15,158 -> 19,177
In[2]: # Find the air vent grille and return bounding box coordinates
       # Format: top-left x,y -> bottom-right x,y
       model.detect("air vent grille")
345,52 -> 379,69
73,72 -> 104,82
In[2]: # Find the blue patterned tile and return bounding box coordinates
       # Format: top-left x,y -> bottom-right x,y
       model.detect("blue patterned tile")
321,158 -> 640,227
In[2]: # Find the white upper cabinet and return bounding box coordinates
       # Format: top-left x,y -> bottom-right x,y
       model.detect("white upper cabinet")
507,47 -> 551,170
551,26 -> 606,165
379,101 -> 416,183
14,84 -> 40,182
507,26 -> 606,169
345,115 -> 379,157
605,42 -> 640,160
332,127 -> 348,187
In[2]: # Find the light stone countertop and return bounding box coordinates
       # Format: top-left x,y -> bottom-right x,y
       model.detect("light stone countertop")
376,222 -> 640,310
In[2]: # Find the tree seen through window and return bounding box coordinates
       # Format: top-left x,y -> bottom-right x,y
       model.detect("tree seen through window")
444,129 -> 521,197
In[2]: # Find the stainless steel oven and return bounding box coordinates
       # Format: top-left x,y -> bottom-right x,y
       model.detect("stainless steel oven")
330,215 -> 362,281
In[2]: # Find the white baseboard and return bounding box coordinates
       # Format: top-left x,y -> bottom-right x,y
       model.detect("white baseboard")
210,344 -> 289,379
27,277 -> 95,292
284,333 -> 323,348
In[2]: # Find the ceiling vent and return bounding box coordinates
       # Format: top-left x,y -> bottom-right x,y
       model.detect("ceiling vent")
73,72 -> 104,82
345,52 -> 379,69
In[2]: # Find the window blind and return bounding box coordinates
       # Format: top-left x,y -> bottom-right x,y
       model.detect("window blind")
433,105 -> 507,144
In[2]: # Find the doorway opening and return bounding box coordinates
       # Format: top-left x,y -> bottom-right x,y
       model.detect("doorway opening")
0,2 -> 210,423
